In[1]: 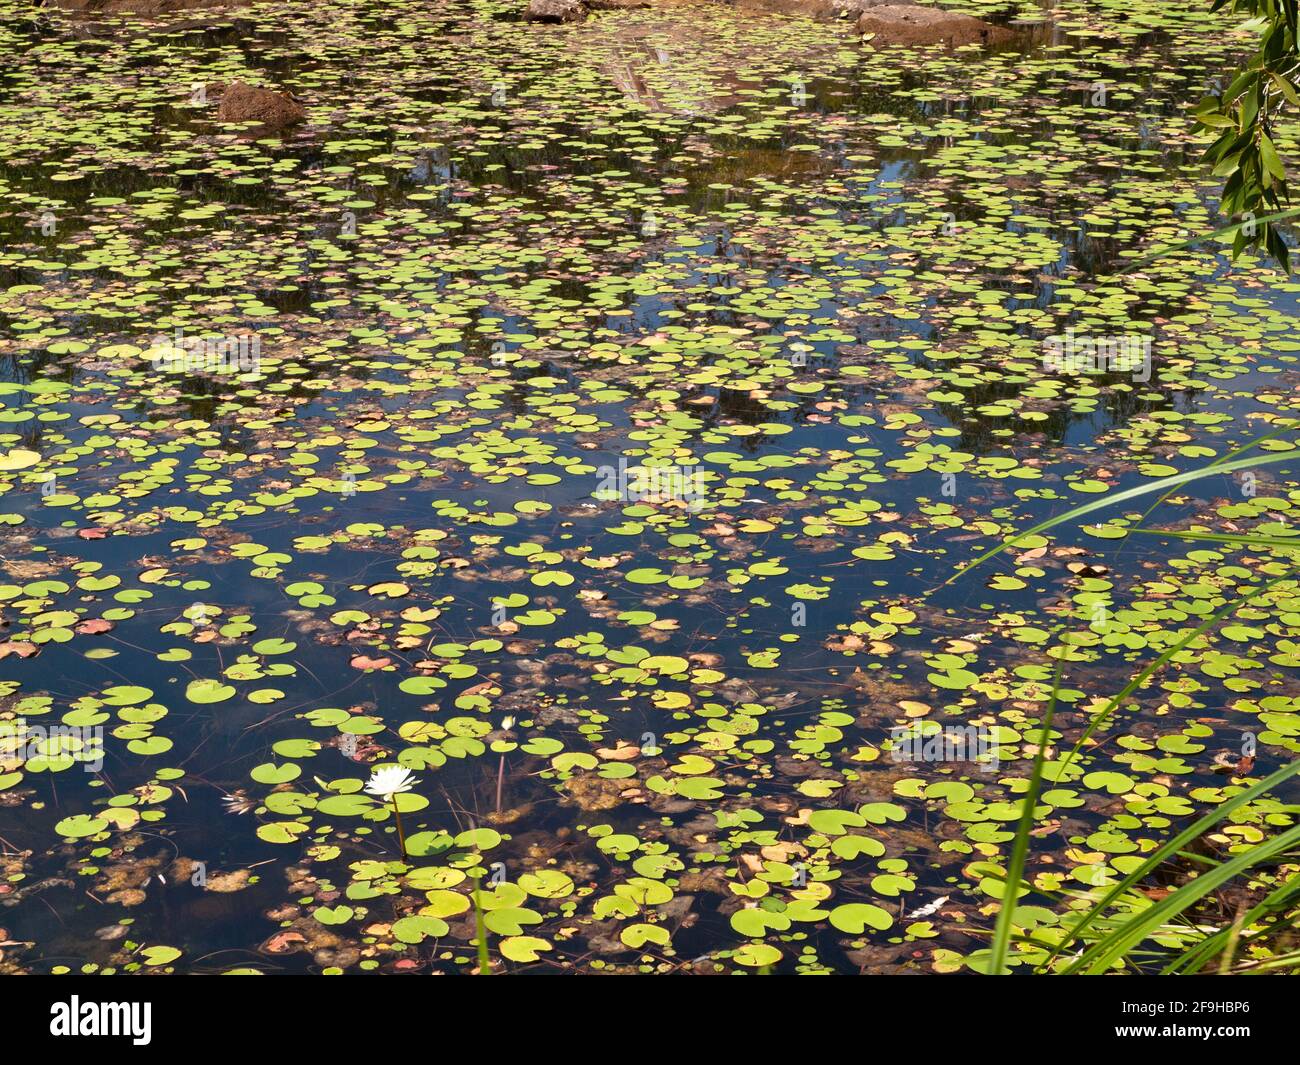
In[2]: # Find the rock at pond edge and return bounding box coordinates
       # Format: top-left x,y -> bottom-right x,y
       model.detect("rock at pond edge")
214,81 -> 307,130
525,0 -> 588,21
857,4 -> 1014,46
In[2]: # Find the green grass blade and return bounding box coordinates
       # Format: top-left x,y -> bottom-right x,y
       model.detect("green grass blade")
1055,570 -> 1294,778
1164,871 -> 1300,974
472,878 -> 491,974
1042,756 -> 1300,971
1037,569 -> 1295,971
940,451 -> 1296,588
1133,419 -> 1299,526
1119,208 -> 1300,273
1129,529 -> 1300,550
1228,947 -> 1300,973
987,653 -> 1063,975
1067,821 -> 1300,975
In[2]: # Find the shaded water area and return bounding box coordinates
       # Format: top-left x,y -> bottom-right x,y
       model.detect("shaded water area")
0,0 -> 1297,974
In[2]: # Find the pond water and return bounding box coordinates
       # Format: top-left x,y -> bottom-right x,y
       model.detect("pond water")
0,0 -> 1297,974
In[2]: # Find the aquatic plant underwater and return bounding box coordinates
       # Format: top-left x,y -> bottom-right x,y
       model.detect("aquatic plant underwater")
0,0 -> 1298,976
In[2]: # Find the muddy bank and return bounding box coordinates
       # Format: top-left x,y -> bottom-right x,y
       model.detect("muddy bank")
48,0 -> 239,14
857,4 -> 1013,45
734,0 -> 1015,45
732,0 -> 890,17
527,0 -> 1016,48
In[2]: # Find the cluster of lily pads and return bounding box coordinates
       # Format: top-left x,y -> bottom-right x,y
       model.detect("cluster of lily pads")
0,0 -> 1296,974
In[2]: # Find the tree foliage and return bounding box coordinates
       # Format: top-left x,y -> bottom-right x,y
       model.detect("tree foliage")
1196,0 -> 1299,271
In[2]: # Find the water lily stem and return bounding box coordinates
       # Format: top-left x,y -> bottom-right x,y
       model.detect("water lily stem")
391,795 -> 407,859
495,755 -> 506,815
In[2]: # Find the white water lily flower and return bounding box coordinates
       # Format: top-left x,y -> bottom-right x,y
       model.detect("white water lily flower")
501,716 -> 516,731
364,765 -> 419,800
907,895 -> 950,920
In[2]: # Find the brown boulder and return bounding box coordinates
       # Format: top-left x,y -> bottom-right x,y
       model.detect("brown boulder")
525,0 -> 587,20
214,81 -> 306,130
857,5 -> 1013,46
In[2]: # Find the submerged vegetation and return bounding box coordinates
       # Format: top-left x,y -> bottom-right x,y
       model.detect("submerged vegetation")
0,0 -> 1297,976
